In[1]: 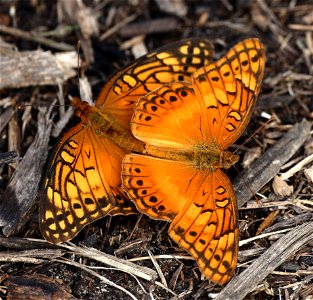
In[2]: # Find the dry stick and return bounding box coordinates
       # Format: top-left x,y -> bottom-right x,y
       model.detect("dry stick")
0,249 -> 62,263
119,18 -> 179,37
234,119 -> 312,207
215,222 -> 313,300
0,105 -> 15,132
0,24 -> 74,51
280,153 -> 313,180
60,243 -> 158,282
0,235 -> 58,250
99,14 -> 138,40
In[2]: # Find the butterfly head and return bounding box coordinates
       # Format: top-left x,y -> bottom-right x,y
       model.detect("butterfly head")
71,97 -> 96,121
220,150 -> 239,170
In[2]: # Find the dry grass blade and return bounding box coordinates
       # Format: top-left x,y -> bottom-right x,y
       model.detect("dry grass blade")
216,222 -> 313,300
147,249 -> 168,287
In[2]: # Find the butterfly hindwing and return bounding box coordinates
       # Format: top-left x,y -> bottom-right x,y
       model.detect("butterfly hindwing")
40,124 -> 134,244
97,39 -> 214,130
169,168 -> 238,285
123,154 -> 192,221
122,154 -> 238,285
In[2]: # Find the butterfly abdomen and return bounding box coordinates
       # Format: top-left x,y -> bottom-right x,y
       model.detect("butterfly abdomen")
85,110 -> 146,154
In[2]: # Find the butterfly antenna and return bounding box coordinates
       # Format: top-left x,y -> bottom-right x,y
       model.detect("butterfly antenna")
76,40 -> 81,92
233,115 -> 274,155
232,115 -> 273,204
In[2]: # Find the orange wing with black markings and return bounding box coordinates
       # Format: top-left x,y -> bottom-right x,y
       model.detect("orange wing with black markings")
96,39 -> 214,130
122,38 -> 265,284
40,123 -> 132,244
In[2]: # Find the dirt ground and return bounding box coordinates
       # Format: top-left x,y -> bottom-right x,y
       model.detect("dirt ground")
0,1 -> 312,299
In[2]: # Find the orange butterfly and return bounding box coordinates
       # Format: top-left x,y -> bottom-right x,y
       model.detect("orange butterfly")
122,38 -> 265,284
40,39 -> 214,244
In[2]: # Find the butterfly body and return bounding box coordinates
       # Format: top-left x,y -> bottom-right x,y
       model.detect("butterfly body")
72,98 -> 146,153
144,143 -> 239,171
122,38 -> 265,284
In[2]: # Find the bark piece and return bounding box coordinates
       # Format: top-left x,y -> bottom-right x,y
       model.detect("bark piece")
0,108 -> 52,236
0,50 -> 76,89
0,151 -> 18,165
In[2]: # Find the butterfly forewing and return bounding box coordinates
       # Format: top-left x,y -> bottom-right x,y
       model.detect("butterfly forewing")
97,39 -> 214,130
193,38 -> 265,150
131,82 -> 210,149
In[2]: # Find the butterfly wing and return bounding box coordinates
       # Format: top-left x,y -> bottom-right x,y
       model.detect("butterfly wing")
123,154 -> 192,221
192,38 -> 265,149
169,168 -> 238,284
40,122 -> 134,244
96,39 -> 214,130
122,154 -> 238,284
130,82 -> 210,150
130,38 -> 265,152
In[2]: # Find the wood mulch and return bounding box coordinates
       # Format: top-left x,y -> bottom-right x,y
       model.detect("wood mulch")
0,1 -> 312,299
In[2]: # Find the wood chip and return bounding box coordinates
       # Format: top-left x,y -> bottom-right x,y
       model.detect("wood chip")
57,0 -> 99,38
272,176 -> 294,196
241,147 -> 262,168
154,0 -> 188,17
304,165 -> 313,183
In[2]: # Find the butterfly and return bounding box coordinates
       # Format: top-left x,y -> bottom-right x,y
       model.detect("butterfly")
122,38 -> 265,284
40,38 -> 214,244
